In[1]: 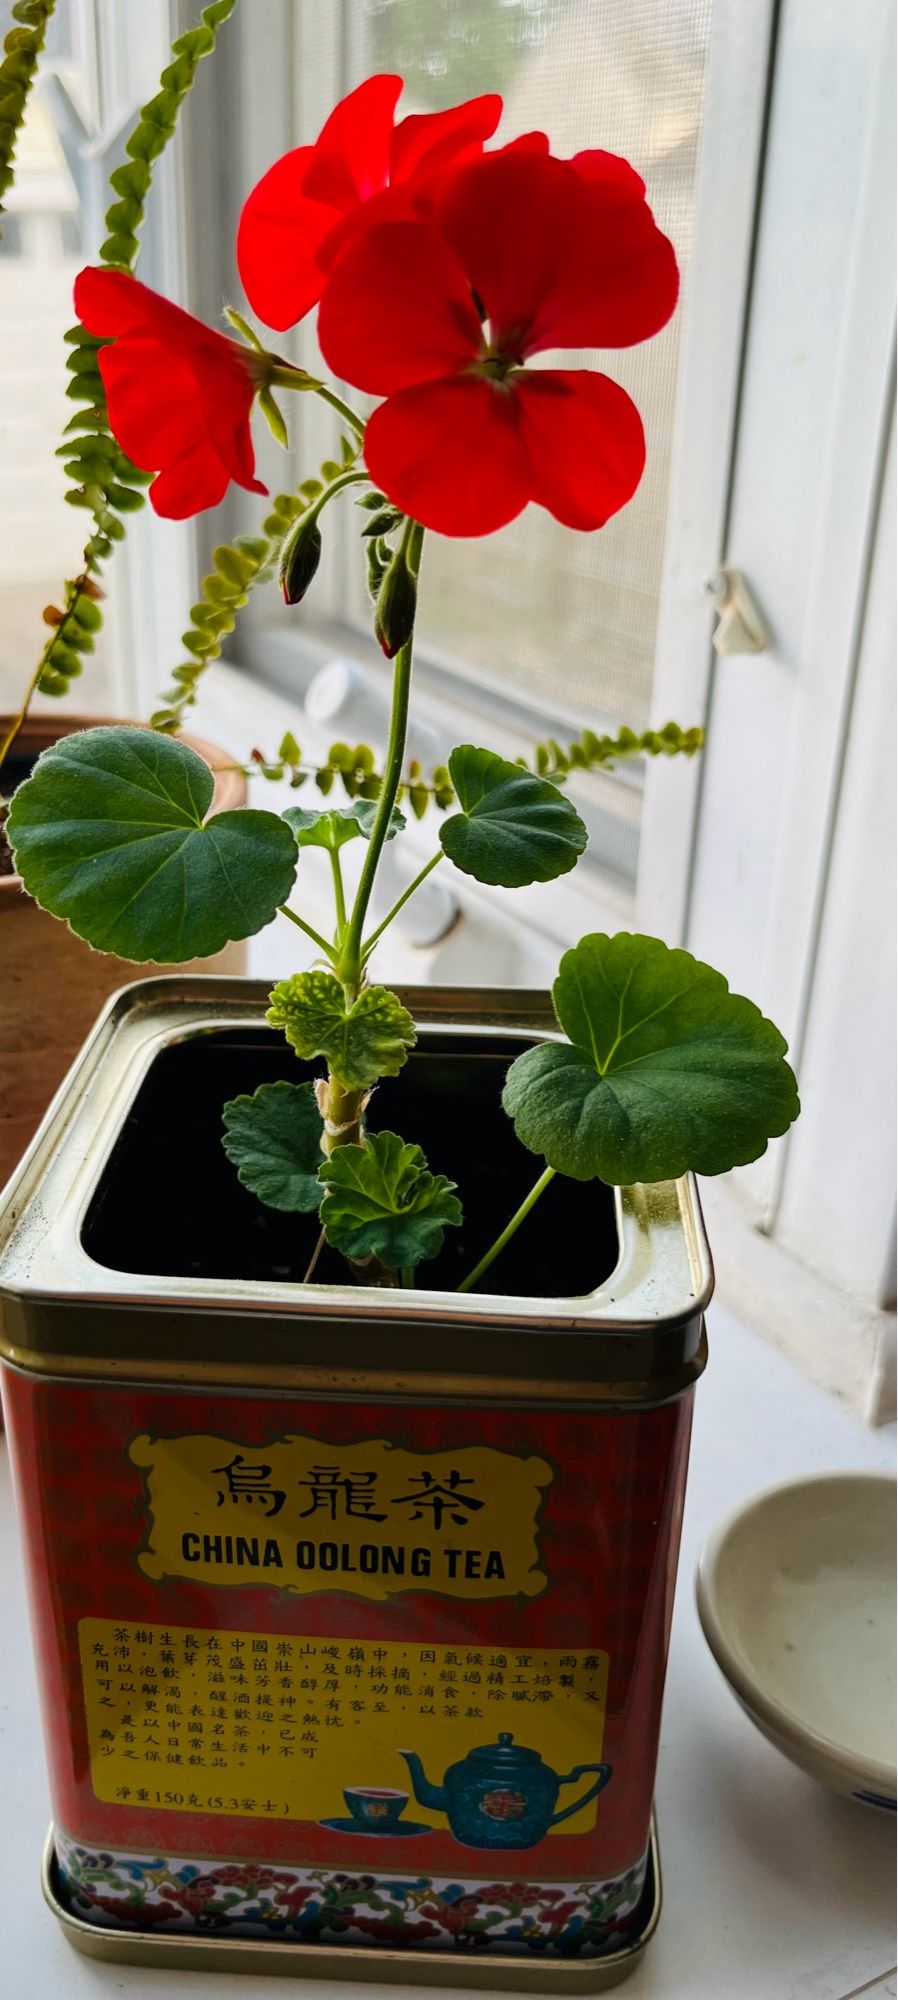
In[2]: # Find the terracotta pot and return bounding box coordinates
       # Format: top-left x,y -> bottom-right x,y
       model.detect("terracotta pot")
0,714 -> 248,1191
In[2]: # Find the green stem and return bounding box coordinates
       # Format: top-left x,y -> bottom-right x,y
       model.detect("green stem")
340,520 -> 424,990
361,851 -> 443,963
329,843 -> 347,935
457,1166 -> 556,1295
268,364 -> 365,440
0,653 -> 44,778
401,1265 -> 415,1288
306,468 -> 368,517
277,903 -> 336,961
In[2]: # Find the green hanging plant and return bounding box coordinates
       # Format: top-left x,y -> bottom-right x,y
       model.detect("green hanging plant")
0,0 -> 57,234
1,0 -> 238,777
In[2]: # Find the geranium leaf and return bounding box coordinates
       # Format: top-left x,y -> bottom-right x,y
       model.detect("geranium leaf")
318,1131 -> 462,1269
267,972 -> 416,1090
439,744 -> 587,887
7,726 -> 298,962
283,800 -> 405,851
221,1081 -> 323,1213
502,932 -> 800,1183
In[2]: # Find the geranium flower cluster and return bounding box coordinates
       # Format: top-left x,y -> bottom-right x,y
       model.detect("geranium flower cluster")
74,75 -> 678,537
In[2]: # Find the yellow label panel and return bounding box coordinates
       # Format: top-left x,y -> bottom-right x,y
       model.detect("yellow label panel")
130,1433 -> 552,1601
79,1619 -> 608,1833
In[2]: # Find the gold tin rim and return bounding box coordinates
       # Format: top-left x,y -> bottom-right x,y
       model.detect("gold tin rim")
41,1818 -> 662,1991
0,976 -> 713,1324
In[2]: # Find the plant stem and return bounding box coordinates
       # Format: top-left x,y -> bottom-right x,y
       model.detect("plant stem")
306,468 -> 368,515
277,903 -> 336,960
0,653 -> 44,780
268,365 -> 365,441
302,1228 -> 327,1283
328,844 -> 347,935
401,1265 -> 415,1288
361,850 -> 443,962
340,519 -> 424,991
457,1165 -> 556,1294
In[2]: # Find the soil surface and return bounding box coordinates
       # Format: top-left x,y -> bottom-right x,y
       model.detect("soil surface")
83,1028 -> 619,1300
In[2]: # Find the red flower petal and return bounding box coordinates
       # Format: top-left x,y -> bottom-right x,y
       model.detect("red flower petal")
514,368 -> 645,529
437,149 -> 678,355
74,267 -> 214,348
236,146 -> 337,332
318,219 -> 482,395
149,440 -> 231,519
305,73 -> 402,204
389,93 -> 502,184
97,337 -> 201,468
572,148 -> 646,198
545,175 -> 679,351
78,269 -> 266,520
362,376 -> 532,536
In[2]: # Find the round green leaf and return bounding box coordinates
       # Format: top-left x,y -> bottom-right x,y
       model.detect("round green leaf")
318,1131 -> 462,1268
221,1081 -> 323,1213
503,932 -> 800,1183
7,726 -> 298,962
439,744 -> 587,888
283,800 -> 405,851
267,972 -> 416,1090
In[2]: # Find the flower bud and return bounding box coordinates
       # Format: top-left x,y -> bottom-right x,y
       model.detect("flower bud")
278,512 -> 322,606
374,544 -> 418,659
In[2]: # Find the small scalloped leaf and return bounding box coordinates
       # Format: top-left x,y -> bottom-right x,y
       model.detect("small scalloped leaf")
318,1131 -> 461,1270
283,800 -> 405,851
267,973 -> 415,1091
222,1081 -> 323,1214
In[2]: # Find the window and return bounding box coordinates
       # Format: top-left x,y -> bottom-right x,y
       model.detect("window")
189,0 -> 714,884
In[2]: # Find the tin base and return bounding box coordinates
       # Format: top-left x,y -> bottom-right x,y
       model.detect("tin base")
42,1819 -> 661,1992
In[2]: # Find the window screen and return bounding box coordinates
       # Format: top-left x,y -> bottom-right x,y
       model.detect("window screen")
343,0 -> 715,736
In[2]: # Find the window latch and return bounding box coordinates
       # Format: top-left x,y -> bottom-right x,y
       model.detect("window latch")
704,566 -> 772,655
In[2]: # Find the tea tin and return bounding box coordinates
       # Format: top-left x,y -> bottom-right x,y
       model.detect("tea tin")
0,978 -> 712,1988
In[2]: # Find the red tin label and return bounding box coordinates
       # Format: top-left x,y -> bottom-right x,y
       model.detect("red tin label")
4,1372 -> 691,1897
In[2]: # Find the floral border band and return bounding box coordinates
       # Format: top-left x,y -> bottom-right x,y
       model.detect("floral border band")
56,1830 -> 649,1957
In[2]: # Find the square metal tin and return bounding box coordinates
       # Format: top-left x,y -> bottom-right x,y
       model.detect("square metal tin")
42,1818 -> 662,1990
0,977 -> 712,1408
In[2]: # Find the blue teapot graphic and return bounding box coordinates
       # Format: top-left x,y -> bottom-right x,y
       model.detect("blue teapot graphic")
398,1732 -> 612,1849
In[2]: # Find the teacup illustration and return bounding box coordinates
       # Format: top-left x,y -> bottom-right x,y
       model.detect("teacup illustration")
343,1786 -> 410,1827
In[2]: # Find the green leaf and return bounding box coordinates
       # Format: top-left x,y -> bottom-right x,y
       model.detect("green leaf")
502,932 -> 800,1184
439,745 -> 587,888
267,973 -> 416,1090
318,1131 -> 462,1269
283,801 -> 405,851
221,1081 -> 323,1213
7,726 -> 298,962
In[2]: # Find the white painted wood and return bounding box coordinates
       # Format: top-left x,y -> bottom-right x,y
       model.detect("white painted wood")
636,0 -> 778,943
775,408 -> 896,1310
685,0 -> 896,1233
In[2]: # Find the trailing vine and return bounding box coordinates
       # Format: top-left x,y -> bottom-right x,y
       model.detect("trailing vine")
0,0 -> 56,235
216,720 -> 705,817
0,0 -> 237,777
150,438 -> 360,731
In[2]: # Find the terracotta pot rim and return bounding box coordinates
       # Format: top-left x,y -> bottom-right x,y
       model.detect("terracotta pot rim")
1,713 -> 246,896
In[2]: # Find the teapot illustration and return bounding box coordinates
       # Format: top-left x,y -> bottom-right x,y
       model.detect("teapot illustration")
398,1733 -> 612,1849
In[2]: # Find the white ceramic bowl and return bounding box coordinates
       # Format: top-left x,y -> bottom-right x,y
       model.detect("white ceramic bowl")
696,1472 -> 896,1810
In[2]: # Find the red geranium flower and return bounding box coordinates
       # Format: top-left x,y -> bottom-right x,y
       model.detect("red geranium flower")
317,148 -> 678,537
237,73 -> 502,332
73,268 -> 267,519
